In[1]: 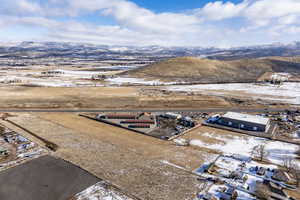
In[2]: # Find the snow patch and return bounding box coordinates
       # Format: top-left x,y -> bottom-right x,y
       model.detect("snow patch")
107,77 -> 176,86
160,160 -> 186,170
190,133 -> 300,166
167,82 -> 300,105
74,181 -> 133,200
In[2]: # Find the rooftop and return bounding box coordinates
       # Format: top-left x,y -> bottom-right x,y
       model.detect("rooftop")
222,112 -> 270,125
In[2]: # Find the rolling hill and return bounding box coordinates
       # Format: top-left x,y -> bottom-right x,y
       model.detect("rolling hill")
122,56 -> 300,83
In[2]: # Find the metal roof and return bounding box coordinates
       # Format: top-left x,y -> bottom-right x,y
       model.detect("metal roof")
222,112 -> 270,125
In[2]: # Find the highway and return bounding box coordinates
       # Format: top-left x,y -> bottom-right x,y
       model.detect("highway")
0,107 -> 297,113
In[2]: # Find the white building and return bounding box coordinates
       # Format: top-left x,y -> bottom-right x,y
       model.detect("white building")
217,112 -> 271,132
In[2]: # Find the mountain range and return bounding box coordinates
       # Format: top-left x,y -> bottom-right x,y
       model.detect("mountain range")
1,41 -> 300,60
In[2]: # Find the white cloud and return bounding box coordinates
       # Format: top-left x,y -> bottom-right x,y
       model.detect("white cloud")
199,1 -> 249,20
56,0 -> 201,34
199,0 -> 300,28
286,26 -> 300,34
0,0 -> 300,47
278,15 -> 299,25
245,0 -> 300,20
0,0 -> 42,15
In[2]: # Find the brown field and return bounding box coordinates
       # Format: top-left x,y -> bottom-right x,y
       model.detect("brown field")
3,113 -> 220,200
0,86 -> 231,109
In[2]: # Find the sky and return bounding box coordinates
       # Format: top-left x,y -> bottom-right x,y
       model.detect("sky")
0,0 -> 300,47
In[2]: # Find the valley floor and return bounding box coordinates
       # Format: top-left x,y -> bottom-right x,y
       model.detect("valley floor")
1,111 -> 299,200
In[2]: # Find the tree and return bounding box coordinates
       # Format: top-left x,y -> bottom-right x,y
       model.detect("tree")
251,145 -> 269,161
0,126 -> 5,135
283,157 -> 295,172
289,161 -> 300,187
231,190 -> 238,200
255,183 -> 269,200
296,149 -> 300,157
198,181 -> 208,192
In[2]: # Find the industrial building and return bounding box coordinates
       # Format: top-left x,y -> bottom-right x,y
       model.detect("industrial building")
94,112 -> 157,135
97,114 -> 137,120
216,112 -> 271,132
120,120 -> 155,124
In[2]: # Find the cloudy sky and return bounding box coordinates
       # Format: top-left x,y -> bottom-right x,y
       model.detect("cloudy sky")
0,0 -> 300,47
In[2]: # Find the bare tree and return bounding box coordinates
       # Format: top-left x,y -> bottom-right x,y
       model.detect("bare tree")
251,145 -> 269,161
231,190 -> 238,200
0,126 -> 5,135
255,183 -> 269,200
198,181 -> 208,192
289,161 -> 300,187
294,170 -> 300,187
283,157 -> 295,173
296,149 -> 300,157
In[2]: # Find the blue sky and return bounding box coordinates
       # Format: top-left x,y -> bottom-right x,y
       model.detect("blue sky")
0,0 -> 300,47
131,0 -> 243,12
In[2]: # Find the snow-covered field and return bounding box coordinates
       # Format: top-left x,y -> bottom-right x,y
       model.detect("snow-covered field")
107,77 -> 177,86
97,65 -> 138,71
190,132 -> 300,166
0,69 -> 108,87
73,181 -> 133,200
167,82 -> 300,105
0,76 -> 104,87
56,69 -> 110,79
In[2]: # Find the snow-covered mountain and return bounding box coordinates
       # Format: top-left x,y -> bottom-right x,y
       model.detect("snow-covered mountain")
1,41 -> 300,60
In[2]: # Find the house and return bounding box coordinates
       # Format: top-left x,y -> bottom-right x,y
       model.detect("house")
272,170 -> 298,185
164,112 -> 182,120
219,187 -> 238,200
256,181 -> 290,200
198,193 -> 218,200
267,181 -> 289,200
217,112 -> 271,132
179,116 -> 195,127
0,147 -> 7,155
257,167 -> 267,176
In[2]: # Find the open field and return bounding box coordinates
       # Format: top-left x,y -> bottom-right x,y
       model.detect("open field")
0,64 -> 133,87
166,82 -> 300,105
4,113 -> 217,200
0,84 -> 296,112
0,86 -> 232,109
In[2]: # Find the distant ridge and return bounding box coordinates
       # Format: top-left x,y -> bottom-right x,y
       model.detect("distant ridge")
1,41 -> 300,60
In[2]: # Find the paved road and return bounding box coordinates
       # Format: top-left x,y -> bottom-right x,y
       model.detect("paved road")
0,107 -> 297,113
